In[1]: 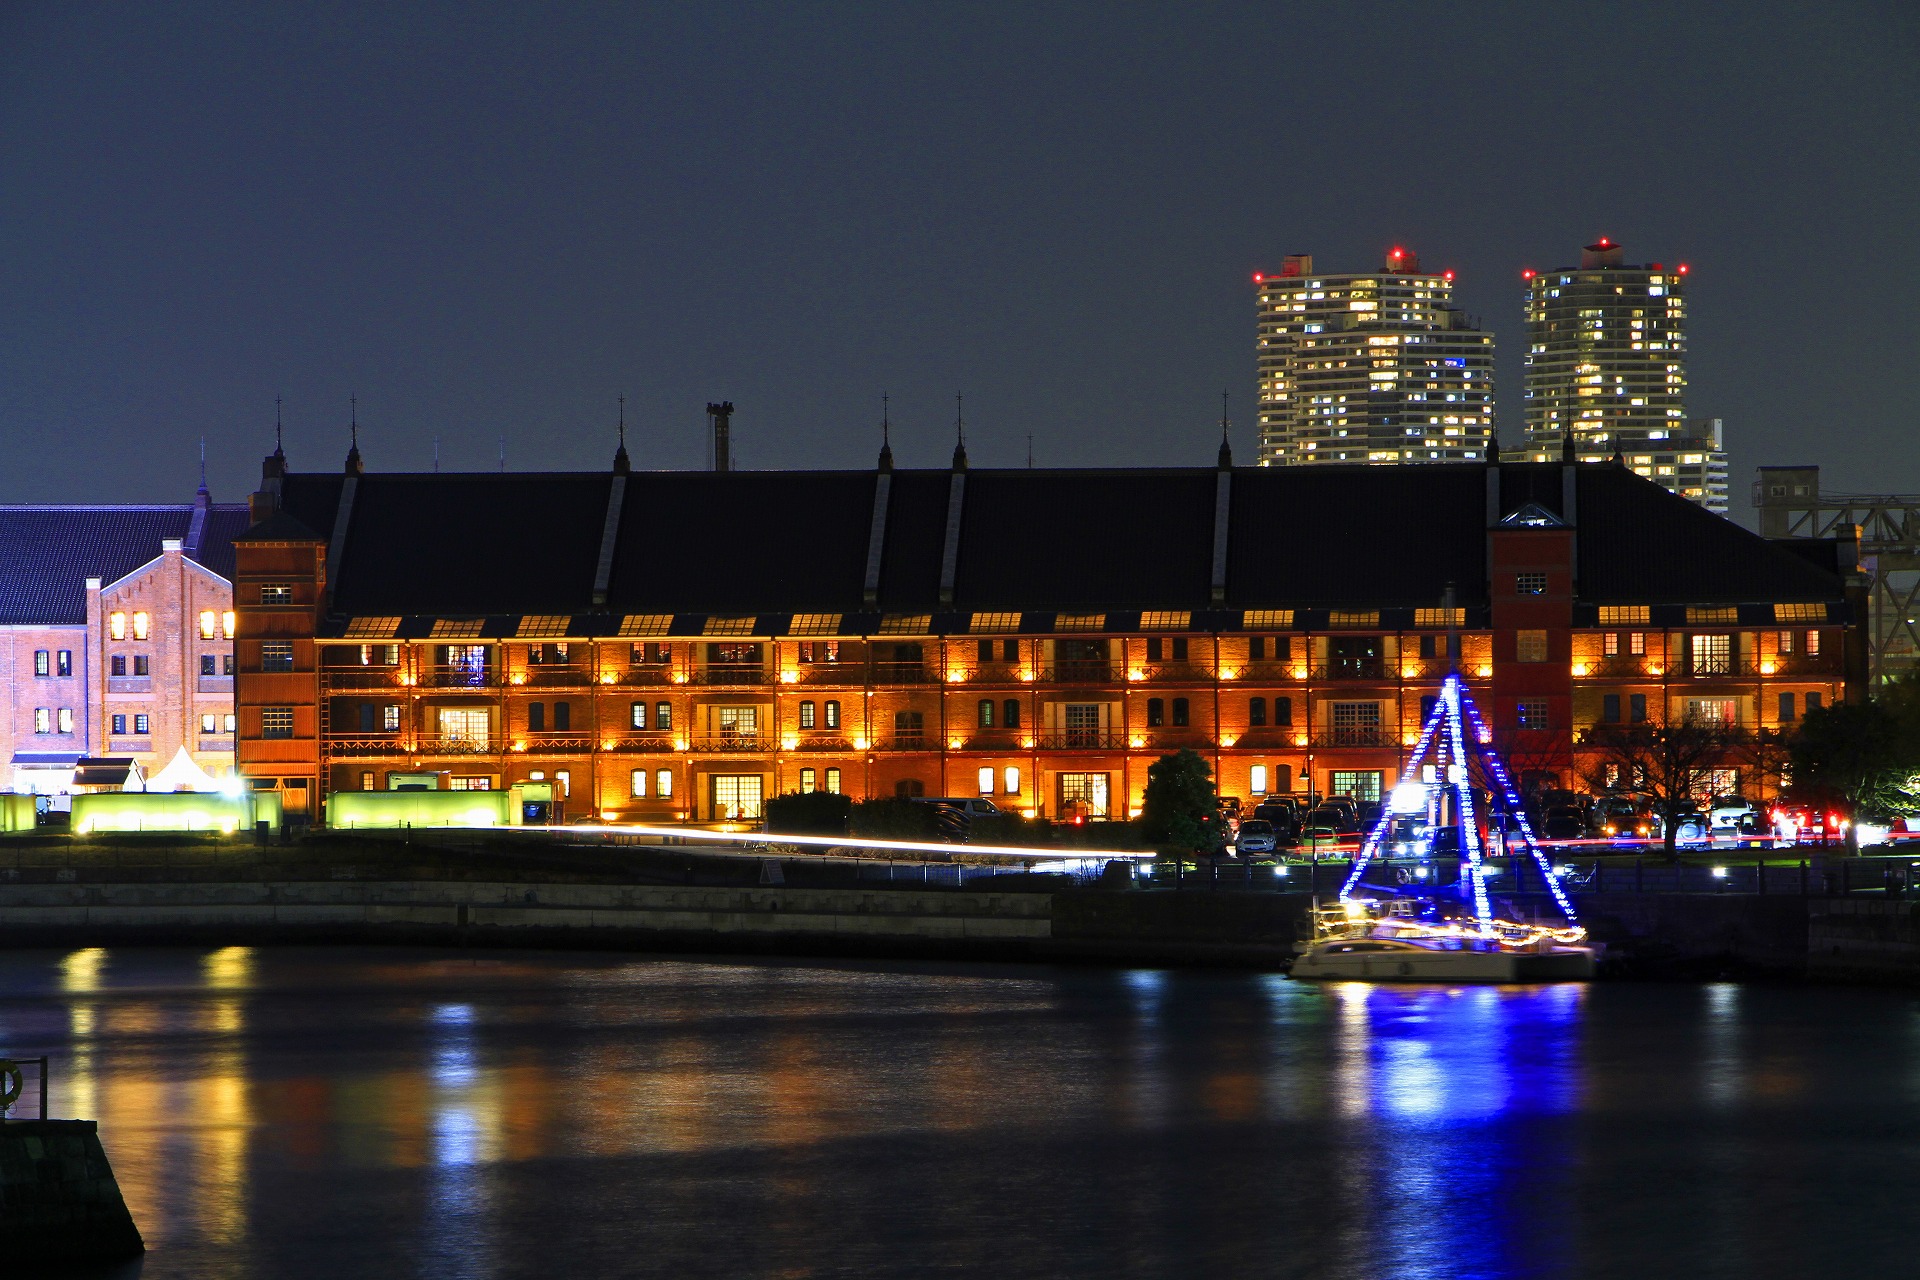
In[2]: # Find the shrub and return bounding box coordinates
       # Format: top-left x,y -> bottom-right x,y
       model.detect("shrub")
764,790 -> 852,836
849,796 -> 941,840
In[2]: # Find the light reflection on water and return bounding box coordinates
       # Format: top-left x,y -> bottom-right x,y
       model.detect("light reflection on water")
1,949 -> 1918,1279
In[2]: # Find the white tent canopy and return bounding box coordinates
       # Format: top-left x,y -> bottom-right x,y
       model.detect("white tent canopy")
145,746 -> 218,793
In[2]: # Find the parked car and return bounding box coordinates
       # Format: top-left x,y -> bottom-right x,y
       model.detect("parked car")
1304,805 -> 1358,834
1595,797 -> 1651,839
1541,806 -> 1587,841
1708,794 -> 1759,830
1235,819 -> 1278,856
1655,806 -> 1711,847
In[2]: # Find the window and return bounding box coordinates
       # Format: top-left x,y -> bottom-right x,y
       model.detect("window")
824,767 -> 841,794
712,775 -> 764,820
1331,636 -> 1383,678
1146,698 -> 1165,727
1057,772 -> 1111,818
633,642 -> 669,665
799,767 -> 816,794
1330,770 -> 1383,803
134,713 -> 150,734
1249,697 -> 1267,727
111,714 -> 126,734
1778,692 -> 1796,722
361,772 -> 375,791
1171,638 -> 1189,662
1806,631 -> 1821,656
895,779 -> 926,799
1778,630 -> 1794,654
1250,764 -> 1269,795
222,611 -> 236,639
1517,700 -> 1549,730
630,702 -> 649,730
449,777 -> 491,791
1686,698 -> 1737,726
977,766 -> 995,795
1604,633 -> 1620,656
200,611 -> 217,639
1065,704 -> 1101,747
1629,632 -> 1646,655
223,655 -> 235,675
132,612 -> 149,640
261,584 -> 292,604
555,771 -> 570,797
1146,638 -> 1163,662
1602,694 -> 1622,723
33,708 -> 49,734
1172,698 -> 1189,727
261,707 -> 293,739
1516,572 -> 1548,595
1806,692 -> 1823,713
1002,639 -> 1019,663
202,713 -> 218,733
224,714 -> 236,732
1274,696 -> 1293,725
1003,699 -> 1021,728
202,654 -> 217,675
1003,766 -> 1020,796
977,699 -> 994,728
631,769 -> 649,797
893,710 -> 925,741
656,769 -> 674,798
262,642 -> 294,672
383,705 -> 401,731
1516,630 -> 1548,662
438,707 -> 489,745
133,655 -> 150,676
823,700 -> 840,730
976,639 -> 994,665
800,700 -> 817,729
109,611 -> 126,640
718,706 -> 758,737
33,650 -> 48,676
1690,634 -> 1731,676
655,702 -> 673,731
553,701 -> 570,732
1629,693 -> 1648,722
1331,702 -> 1381,744
528,702 -> 546,732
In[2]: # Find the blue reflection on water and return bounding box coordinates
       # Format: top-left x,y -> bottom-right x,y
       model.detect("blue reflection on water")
1324,983 -> 1585,1280
424,1001 -> 491,1280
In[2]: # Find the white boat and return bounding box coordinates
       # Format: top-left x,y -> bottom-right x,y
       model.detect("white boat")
1289,899 -> 1596,983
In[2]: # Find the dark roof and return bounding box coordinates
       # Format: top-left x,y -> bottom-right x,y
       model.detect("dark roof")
235,508 -> 324,544
275,460 -> 1848,625
0,503 -> 250,626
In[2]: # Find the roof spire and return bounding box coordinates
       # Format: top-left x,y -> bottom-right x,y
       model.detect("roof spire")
345,395 -> 363,475
1561,424 -> 1575,465
613,395 -> 631,473
273,396 -> 284,458
1218,389 -> 1233,468
877,392 -> 894,472
198,435 -> 208,494
951,392 -> 967,469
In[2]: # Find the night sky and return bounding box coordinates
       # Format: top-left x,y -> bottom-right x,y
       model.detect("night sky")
3,3 -> 1915,518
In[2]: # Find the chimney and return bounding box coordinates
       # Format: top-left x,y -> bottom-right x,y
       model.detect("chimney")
708,402 -> 733,473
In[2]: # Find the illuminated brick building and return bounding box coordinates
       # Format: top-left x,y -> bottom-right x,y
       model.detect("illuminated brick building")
233,433 -> 1864,826
1,484 -> 249,796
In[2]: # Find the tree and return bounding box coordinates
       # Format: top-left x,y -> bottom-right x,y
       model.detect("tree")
1789,677 -> 1920,847
1139,749 -> 1227,854
765,790 -> 852,836
1578,712 -> 1742,856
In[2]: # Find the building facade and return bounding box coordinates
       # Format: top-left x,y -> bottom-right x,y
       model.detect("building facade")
1515,239 -> 1730,513
233,438 -> 1864,826
0,489 -> 249,796
1256,249 -> 1495,467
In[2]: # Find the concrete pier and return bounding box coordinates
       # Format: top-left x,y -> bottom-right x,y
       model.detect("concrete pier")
0,1119 -> 144,1266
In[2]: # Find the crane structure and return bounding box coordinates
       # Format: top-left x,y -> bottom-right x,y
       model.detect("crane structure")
1756,465 -> 1919,685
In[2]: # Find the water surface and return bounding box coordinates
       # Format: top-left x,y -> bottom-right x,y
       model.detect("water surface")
1,947 -> 1915,1279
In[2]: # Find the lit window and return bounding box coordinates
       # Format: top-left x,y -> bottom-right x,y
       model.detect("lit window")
654,702 -> 672,730
261,707 -> 294,739
33,708 -> 49,734
200,611 -> 217,639
630,702 -> 649,730
1629,632 -> 1646,655
112,714 -> 126,735
261,584 -> 292,604
799,700 -> 817,730
824,700 -> 840,730
1251,764 -> 1269,795
222,611 -> 236,638
134,713 -> 149,735
202,713 -> 218,733
799,768 -> 816,794
1516,631 -> 1549,662
1002,766 -> 1019,796
1806,631 -> 1820,656
977,766 -> 995,795
132,612 -> 149,640
261,642 -> 295,672
1517,700 -> 1549,730
109,611 -> 126,640
631,769 -> 648,798
383,705 -> 401,731
825,767 -> 842,794
225,714 -> 236,732
655,769 -> 673,799
1516,572 -> 1548,595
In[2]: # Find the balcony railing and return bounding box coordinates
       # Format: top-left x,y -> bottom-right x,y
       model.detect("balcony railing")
603,735 -> 678,753
1039,663 -> 1113,684
939,664 -> 1028,685
516,734 -> 596,755
687,733 -> 775,752
1136,663 -> 1214,683
693,664 -> 768,686
872,661 -> 938,685
516,666 -> 597,687
321,669 -> 404,690
1030,731 -> 1132,750
783,664 -> 862,685
1308,728 -> 1400,748
423,666 -> 496,688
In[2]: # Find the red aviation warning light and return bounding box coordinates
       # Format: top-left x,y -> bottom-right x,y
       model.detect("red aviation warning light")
1677,263 -> 1690,274
1253,273 -> 1263,283
1443,270 -> 1455,281
1598,237 -> 1611,246
1522,269 -> 1536,280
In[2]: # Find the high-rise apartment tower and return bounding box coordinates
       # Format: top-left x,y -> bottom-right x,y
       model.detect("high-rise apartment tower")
1516,239 -> 1728,512
1255,248 -> 1495,466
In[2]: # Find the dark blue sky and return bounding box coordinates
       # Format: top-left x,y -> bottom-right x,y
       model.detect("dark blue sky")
3,2 -> 1915,513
